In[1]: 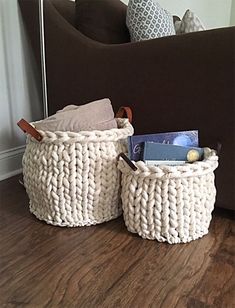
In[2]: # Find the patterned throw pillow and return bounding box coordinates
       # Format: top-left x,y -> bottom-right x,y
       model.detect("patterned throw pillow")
174,9 -> 205,34
126,0 -> 175,42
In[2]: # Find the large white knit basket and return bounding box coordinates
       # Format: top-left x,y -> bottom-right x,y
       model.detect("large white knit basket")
23,118 -> 133,227
118,151 -> 218,244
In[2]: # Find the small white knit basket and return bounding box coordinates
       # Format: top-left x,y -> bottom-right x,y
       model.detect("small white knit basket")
22,118 -> 133,227
118,151 -> 218,244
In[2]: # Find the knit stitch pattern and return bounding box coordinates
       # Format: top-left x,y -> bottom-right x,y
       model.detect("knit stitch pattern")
23,119 -> 134,227
118,152 -> 218,243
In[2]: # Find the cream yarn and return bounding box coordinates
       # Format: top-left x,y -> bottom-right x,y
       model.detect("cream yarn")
23,118 -> 134,227
118,151 -> 218,243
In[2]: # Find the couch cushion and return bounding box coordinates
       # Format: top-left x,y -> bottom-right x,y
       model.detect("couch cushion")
126,0 -> 175,42
174,10 -> 205,34
75,0 -> 130,44
51,0 -> 76,27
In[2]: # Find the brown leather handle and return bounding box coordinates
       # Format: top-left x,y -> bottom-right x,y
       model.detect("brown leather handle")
118,152 -> 137,171
17,119 -> 43,142
115,106 -> 133,123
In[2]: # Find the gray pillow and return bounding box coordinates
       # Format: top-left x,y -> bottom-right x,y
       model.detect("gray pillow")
126,0 -> 175,42
174,10 -> 205,34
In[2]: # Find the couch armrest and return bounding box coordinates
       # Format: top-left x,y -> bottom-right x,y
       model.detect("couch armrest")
104,26 -> 235,132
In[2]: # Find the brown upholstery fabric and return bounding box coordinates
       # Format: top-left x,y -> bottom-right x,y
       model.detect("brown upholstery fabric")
18,0 -> 235,211
75,0 -> 130,43
51,0 -> 76,27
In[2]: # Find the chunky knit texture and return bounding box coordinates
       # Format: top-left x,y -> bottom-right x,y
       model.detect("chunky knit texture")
23,119 -> 134,227
118,152 -> 218,244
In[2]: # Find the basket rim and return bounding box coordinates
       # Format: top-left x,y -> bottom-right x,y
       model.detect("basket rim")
118,152 -> 218,179
28,118 -> 134,144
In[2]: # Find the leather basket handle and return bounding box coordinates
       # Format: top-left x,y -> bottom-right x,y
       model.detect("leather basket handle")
17,119 -> 43,142
118,153 -> 137,171
115,106 -> 133,123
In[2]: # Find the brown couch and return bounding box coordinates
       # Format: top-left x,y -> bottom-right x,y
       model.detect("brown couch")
19,0 -> 235,210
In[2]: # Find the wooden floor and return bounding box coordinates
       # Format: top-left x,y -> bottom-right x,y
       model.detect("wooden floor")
0,176 -> 234,308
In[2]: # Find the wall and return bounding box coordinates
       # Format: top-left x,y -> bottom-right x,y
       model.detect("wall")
121,0 -> 234,29
231,0 -> 235,25
0,0 -> 43,181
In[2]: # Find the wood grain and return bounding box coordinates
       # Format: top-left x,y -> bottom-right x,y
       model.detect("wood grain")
0,175 -> 234,308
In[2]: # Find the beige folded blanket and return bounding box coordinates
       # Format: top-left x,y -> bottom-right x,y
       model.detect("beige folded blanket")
35,98 -> 117,132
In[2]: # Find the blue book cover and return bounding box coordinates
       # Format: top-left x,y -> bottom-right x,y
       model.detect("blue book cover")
143,142 -> 204,162
128,130 -> 199,161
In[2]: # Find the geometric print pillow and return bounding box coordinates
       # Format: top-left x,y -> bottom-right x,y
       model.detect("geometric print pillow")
126,0 -> 175,42
174,9 -> 205,34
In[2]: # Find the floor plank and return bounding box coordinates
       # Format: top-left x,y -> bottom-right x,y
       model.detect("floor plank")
0,175 -> 234,308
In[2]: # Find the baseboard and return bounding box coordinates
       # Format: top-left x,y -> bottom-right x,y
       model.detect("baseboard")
0,145 -> 25,181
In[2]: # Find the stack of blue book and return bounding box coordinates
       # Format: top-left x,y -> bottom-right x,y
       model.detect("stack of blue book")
128,130 -> 204,165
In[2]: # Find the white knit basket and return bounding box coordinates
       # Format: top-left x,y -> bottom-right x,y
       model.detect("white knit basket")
118,151 -> 218,244
22,118 -> 134,227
